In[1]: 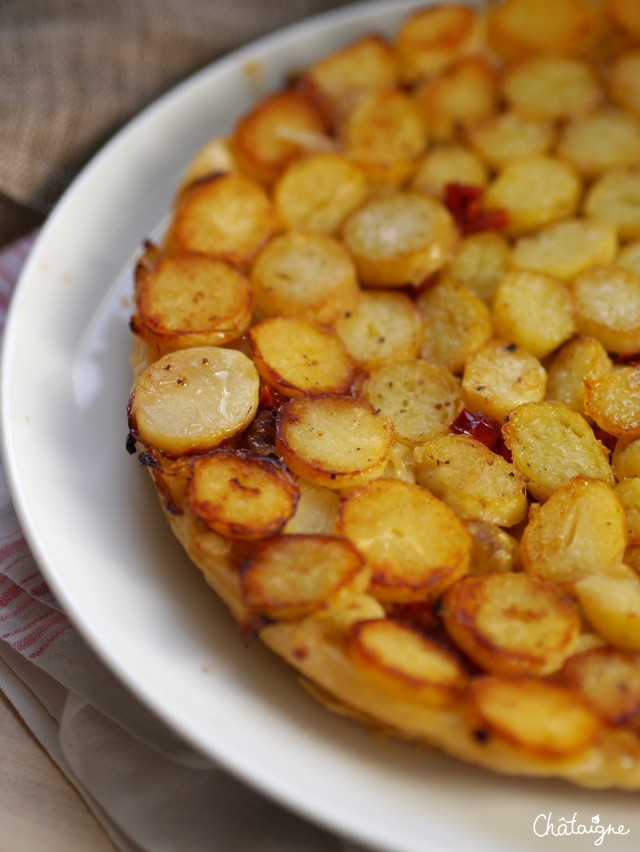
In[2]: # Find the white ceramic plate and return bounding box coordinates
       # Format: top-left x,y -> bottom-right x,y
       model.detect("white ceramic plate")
2,2 -> 639,850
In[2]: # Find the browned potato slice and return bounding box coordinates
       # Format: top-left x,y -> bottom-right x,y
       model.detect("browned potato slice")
240,534 -> 367,621
273,153 -> 367,235
339,89 -> 427,186
337,478 -> 470,603
248,317 -> 353,398
572,266 -> 640,354
341,191 -> 457,287
605,0 -> 640,39
487,0 -> 598,60
334,290 -> 423,369
282,478 -> 340,535
465,521 -> 520,575
584,167 -> 640,240
347,618 -> 467,707
167,173 -> 274,268
484,155 -> 581,236
617,240 -> 640,276
502,56 -> 602,120
521,477 -> 627,583
563,647 -> 640,728
575,563 -> 640,651
230,90 -> 328,185
610,50 -> 640,114
546,336 -> 613,415
133,254 -> 253,352
511,219 -> 618,281
275,395 -> 392,490
128,347 -> 259,456
466,111 -> 554,169
188,449 -> 298,539
585,367 -> 640,439
414,433 -> 528,527
443,572 -> 580,676
615,477 -> 640,543
492,270 -> 576,360
461,341 -> 547,422
612,437 -> 640,480
417,279 -> 492,374
445,231 -> 511,303
363,359 -> 463,446
250,232 -> 359,326
502,401 -> 615,502
470,676 -> 599,758
411,144 -> 488,198
395,4 -> 485,84
558,108 -> 640,177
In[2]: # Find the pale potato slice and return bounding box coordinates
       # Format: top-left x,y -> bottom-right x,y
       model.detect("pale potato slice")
575,562 -> 640,651
558,108 -> 640,177
250,231 -> 359,326
334,290 -> 423,369
605,0 -> 640,39
502,401 -> 615,502
273,153 -> 367,235
411,144 -> 488,198
363,359 -> 463,446
341,191 -> 457,287
466,111 -> 554,169
487,0 -> 598,60
283,478 -> 340,535
470,676 -> 599,758
178,137 -> 236,193
461,341 -> 547,422
521,477 -> 627,583
617,240 -> 640,276
442,572 -> 580,676
563,648 -> 640,728
347,618 -> 467,708
275,395 -> 392,490
188,449 -> 299,539
465,521 -> 520,575
502,56 -> 602,120
484,155 -> 581,236
129,347 -> 259,456
417,279 -> 493,374
337,478 -> 470,603
584,167 -> 640,239
612,437 -> 640,480
248,317 -> 353,398
414,433 -> 528,527
614,477 -> 640,544
546,336 -> 613,415
609,51 -> 640,114
585,367 -> 640,439
492,270 -> 576,360
133,254 -> 253,351
445,231 -> 511,303
395,4 -> 485,84
572,265 -> 640,354
166,173 -> 275,268
511,219 -> 618,281
382,441 -> 416,484
240,534 -> 367,621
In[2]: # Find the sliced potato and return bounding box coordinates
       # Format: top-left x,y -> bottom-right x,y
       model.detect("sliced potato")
411,144 -> 488,198
414,433 -> 528,527
502,55 -> 602,120
584,167 -> 640,240
585,367 -> 640,439
275,395 -> 392,490
572,265 -> 640,354
177,137 -> 236,194
347,618 -> 467,707
188,449 -> 299,539
546,336 -> 613,415
465,521 -> 520,575
558,108 -> 640,177
466,110 -> 554,169
128,347 -> 259,456
445,231 -> 511,303
617,239 -> 640,276
609,50 -> 640,114
605,0 -> 640,39
614,477 -> 640,544
612,437 -> 640,480
240,534 -> 367,621
283,478 -> 340,535
487,0 -> 598,60
382,441 -> 416,484
575,562 -> 640,651
563,647 -> 640,728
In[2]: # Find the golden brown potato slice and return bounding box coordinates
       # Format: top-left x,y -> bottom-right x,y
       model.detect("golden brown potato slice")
521,477 -> 627,583
558,108 -> 640,177
240,534 -> 367,621
617,240 -> 640,276
614,477 -> 640,544
133,254 -> 253,352
248,317 -> 353,398
584,167 -> 640,240
575,562 -> 640,651
411,144 -> 488,198
465,521 -> 520,575
417,279 -> 492,375
341,191 -> 457,287
334,290 -> 423,369
128,347 -> 259,456
445,231 -> 511,303
470,676 -> 599,758
167,173 -> 274,267
609,50 -> 640,114
492,270 -> 576,360
414,433 -> 528,527
461,341 -> 547,422
250,231 -> 359,326
484,155 -> 581,236
502,401 -> 615,502
363,359 -> 463,446
487,0 -> 598,60
442,572 -> 580,676
605,0 -> 640,39
395,4 -> 485,84
466,111 -> 554,169
511,219 -> 618,281
612,437 -> 640,480
337,478 -> 470,604
188,449 -> 299,539
347,618 -> 467,707
229,89 -> 329,185
585,367 -> 640,439
273,153 -> 367,235
563,647 -> 640,728
275,395 -> 392,490
572,265 -> 640,354
546,336 -> 613,415
502,56 -> 602,120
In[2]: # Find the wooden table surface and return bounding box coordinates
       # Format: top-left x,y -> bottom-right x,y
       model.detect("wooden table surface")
0,690 -> 116,851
